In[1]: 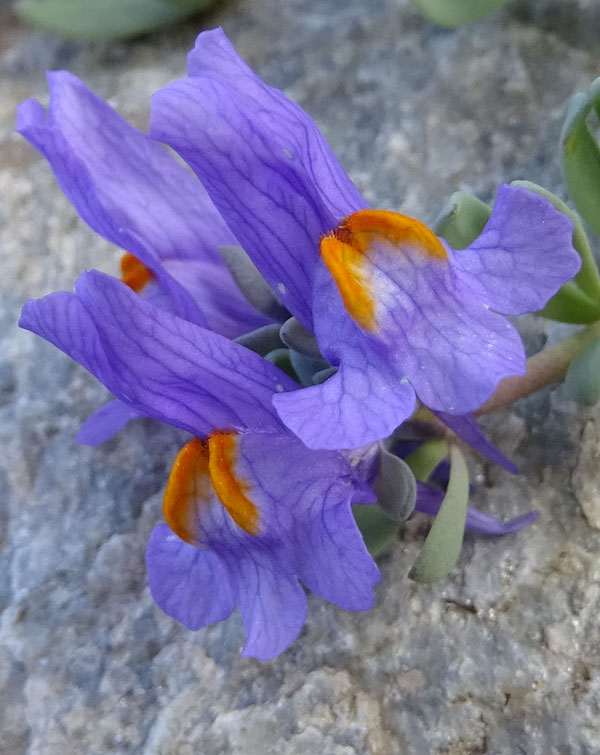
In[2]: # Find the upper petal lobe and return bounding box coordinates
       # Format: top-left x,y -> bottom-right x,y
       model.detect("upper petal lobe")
20,271 -> 297,437
17,71 -> 266,333
453,184 -> 581,314
150,28 -> 367,329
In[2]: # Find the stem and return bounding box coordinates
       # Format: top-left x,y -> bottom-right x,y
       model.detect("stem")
476,320 -> 600,416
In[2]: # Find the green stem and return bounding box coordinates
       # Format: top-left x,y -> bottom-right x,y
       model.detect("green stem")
476,320 -> 600,415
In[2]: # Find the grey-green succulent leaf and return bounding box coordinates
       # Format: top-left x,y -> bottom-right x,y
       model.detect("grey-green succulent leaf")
405,438 -> 449,482
15,0 -> 217,40
280,317 -> 322,359
264,348 -> 298,381
312,366 -> 338,385
410,0 -> 510,27
235,323 -> 284,356
289,350 -> 330,387
373,445 -> 417,522
409,444 -> 469,584
434,191 -> 491,249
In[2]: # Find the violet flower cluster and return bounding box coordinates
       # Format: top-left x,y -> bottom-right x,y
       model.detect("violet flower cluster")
18,29 -> 580,660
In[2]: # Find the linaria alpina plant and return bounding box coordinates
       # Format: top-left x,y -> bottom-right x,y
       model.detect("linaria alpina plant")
19,29 -> 596,659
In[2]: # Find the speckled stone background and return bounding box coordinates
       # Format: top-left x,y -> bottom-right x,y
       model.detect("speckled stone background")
2,1 -> 600,753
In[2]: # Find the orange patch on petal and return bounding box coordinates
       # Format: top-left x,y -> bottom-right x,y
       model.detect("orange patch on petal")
320,210 -> 447,331
163,437 -> 211,544
120,252 -> 154,293
334,210 -> 447,260
163,433 -> 260,541
320,236 -> 376,331
208,432 -> 260,536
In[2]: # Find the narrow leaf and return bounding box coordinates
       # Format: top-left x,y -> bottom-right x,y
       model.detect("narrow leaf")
405,438 -> 449,482
410,0 -> 509,27
15,0 -> 216,39
264,349 -> 298,381
434,191 -> 491,249
235,323 -> 283,356
409,445 -> 469,584
312,366 -> 338,385
537,283 -> 600,325
280,317 -> 322,359
352,505 -> 399,557
288,350 -> 330,387
561,80 -> 600,240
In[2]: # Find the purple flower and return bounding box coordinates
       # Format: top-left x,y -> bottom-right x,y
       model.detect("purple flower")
16,30 -> 554,659
150,28 -> 581,451
20,271 -> 379,660
17,70 -> 273,445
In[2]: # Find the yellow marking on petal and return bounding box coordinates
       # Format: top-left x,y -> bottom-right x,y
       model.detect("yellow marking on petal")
320,235 -> 376,330
208,432 -> 260,536
163,437 -> 211,545
320,210 -> 447,331
120,252 -> 154,294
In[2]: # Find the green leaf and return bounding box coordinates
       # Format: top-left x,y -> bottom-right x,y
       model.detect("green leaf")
561,80 -> 600,240
264,348 -> 298,381
405,438 -> 449,482
280,317 -> 322,359
512,180 -> 600,311
15,0 -> 216,40
234,323 -> 283,356
352,505 -> 399,557
373,446 -> 417,522
409,445 -> 469,584
565,337 -> 600,406
409,0 -> 509,27
433,191 -> 491,249
537,283 -> 600,325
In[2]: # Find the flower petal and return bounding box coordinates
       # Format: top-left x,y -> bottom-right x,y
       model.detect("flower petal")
295,491 -> 380,610
147,429 -> 379,658
164,258 -> 271,339
76,399 -> 142,446
237,433 -> 380,611
433,411 -> 518,474
16,71 -> 262,331
146,524 -> 236,629
453,185 -> 581,314
463,508 -> 540,535
415,482 -> 539,535
311,213 -> 527,432
273,363 -> 416,450
20,271 -> 297,436
230,550 -> 308,661
150,28 -> 366,329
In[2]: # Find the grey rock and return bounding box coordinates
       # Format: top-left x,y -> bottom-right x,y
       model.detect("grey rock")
1,1 -> 600,753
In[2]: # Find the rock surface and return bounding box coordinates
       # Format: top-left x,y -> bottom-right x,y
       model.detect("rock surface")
1,1 -> 600,753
